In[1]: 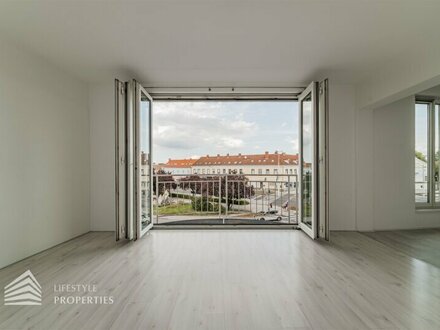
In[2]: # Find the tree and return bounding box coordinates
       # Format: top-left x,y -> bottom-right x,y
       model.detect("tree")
415,151 -> 427,162
153,169 -> 177,195
179,174 -> 255,209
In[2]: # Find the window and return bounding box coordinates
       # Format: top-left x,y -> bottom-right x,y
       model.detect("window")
207,169 -> 210,174
223,169 -> 226,174
266,169 -> 270,174
239,169 -> 243,174
258,169 -> 262,174
415,100 -> 440,207
274,169 -> 278,174
251,169 -> 255,175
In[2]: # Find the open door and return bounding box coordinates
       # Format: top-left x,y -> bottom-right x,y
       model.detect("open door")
134,81 -> 153,238
298,79 -> 329,240
115,79 -> 153,241
318,79 -> 329,240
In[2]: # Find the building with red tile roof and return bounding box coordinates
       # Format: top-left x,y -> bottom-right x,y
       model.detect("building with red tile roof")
192,151 -> 299,176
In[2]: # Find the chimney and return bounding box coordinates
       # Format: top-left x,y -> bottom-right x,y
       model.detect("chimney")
217,154 -> 220,157
265,151 -> 269,154
206,154 -> 209,157
238,153 -> 241,157
274,151 -> 278,154
226,153 -> 229,157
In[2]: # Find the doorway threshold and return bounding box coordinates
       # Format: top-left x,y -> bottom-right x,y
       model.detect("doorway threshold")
153,224 -> 299,230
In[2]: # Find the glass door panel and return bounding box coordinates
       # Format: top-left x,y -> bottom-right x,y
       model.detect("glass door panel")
415,103 -> 429,204
135,81 -> 153,238
298,82 -> 317,239
302,93 -> 313,229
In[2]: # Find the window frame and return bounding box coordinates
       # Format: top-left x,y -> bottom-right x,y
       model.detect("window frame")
415,98 -> 440,209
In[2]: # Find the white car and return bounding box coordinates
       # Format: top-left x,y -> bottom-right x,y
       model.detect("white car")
256,210 -> 283,221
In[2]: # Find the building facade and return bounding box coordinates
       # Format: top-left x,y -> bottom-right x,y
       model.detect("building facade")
157,158 -> 197,175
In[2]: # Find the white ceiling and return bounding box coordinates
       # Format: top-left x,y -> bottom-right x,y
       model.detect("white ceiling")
0,0 -> 439,86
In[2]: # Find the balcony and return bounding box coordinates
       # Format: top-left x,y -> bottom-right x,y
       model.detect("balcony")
152,173 -> 298,225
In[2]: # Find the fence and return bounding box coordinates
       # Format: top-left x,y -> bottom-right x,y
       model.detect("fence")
152,173 -> 298,225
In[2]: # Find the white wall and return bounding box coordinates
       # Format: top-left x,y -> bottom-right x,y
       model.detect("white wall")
329,84 -> 356,230
89,82 -> 115,231
354,108 -> 374,231
372,97 -> 440,230
88,82 -> 358,231
0,40 -> 90,268
356,47 -> 440,110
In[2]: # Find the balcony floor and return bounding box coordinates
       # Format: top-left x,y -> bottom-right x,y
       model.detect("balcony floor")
0,229 -> 439,329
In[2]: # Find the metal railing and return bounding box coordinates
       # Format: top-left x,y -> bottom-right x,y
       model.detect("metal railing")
153,173 -> 298,225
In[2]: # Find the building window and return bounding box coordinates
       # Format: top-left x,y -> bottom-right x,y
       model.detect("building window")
207,169 -> 210,174
251,169 -> 255,175
266,169 -> 270,174
258,169 -> 262,175
202,169 -> 205,174
239,169 -> 243,174
285,169 -> 288,174
274,169 -> 278,174
415,100 -> 439,207
223,169 -> 226,174
217,169 -> 220,174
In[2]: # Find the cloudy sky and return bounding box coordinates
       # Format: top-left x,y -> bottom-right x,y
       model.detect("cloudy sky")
151,101 -> 298,163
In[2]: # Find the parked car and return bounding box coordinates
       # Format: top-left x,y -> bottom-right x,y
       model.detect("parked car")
255,210 -> 283,221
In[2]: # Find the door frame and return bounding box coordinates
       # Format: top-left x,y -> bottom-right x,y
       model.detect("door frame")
298,81 -> 318,239
134,80 -> 154,239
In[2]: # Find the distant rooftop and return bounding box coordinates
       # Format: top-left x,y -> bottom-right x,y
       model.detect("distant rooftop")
163,158 -> 198,168
193,151 -> 298,166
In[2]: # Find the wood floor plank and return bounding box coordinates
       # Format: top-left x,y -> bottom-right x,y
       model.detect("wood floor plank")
0,229 -> 439,330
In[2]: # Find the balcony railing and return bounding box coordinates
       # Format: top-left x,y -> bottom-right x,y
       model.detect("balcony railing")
152,173 -> 298,225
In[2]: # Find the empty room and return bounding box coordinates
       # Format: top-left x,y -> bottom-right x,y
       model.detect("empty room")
0,1 -> 439,329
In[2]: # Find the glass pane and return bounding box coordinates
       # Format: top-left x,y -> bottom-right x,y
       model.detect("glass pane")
301,93 -> 313,227
140,92 -> 151,230
415,103 -> 429,203
436,104 -> 440,203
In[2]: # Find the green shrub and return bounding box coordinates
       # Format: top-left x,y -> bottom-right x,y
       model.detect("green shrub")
191,197 -> 225,212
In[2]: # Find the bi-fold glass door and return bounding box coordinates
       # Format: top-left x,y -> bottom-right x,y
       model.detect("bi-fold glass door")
115,78 -> 327,240
298,80 -> 329,240
115,79 -> 153,241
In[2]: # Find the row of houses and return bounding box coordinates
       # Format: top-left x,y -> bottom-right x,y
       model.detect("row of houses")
154,151 -> 300,183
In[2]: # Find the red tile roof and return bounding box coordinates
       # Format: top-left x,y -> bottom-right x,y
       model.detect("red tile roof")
163,158 -> 198,168
193,152 -> 298,166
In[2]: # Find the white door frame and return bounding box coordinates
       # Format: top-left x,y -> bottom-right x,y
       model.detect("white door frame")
134,80 -> 154,239
298,81 -> 318,239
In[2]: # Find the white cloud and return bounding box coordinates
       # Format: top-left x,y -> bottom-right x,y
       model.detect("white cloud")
153,101 -> 256,153
220,137 -> 243,148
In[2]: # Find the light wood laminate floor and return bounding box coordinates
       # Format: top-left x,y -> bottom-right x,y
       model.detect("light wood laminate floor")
363,228 -> 440,269
0,230 -> 439,330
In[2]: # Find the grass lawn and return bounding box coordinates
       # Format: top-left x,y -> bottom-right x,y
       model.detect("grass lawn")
157,203 -> 219,215
157,204 -> 193,215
